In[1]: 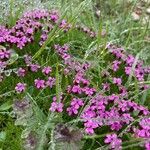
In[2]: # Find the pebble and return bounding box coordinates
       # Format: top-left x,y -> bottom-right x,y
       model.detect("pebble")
142,16 -> 149,24
142,0 -> 150,4
146,8 -> 150,14
96,10 -> 101,18
131,12 -> 140,21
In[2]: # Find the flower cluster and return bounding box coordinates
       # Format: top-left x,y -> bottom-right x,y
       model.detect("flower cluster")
0,46 -> 11,82
104,133 -> 122,149
15,83 -> 26,93
67,98 -> 84,115
75,24 -> 96,38
0,9 -> 71,49
0,10 -> 94,50
49,96 -> 63,112
1,8 -> 150,150
107,44 -> 148,82
133,117 -> 150,150
53,43 -> 150,149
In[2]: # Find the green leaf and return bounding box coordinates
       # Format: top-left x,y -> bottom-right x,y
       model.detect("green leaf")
55,141 -> 84,150
0,45 -> 5,50
0,131 -> 6,142
0,101 -> 12,111
7,50 -> 19,65
55,63 -> 61,103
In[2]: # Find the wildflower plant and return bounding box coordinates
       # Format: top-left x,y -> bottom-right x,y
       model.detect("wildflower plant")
0,0 -> 150,150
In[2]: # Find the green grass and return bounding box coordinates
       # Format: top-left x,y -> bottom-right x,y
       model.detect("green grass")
0,0 -> 150,149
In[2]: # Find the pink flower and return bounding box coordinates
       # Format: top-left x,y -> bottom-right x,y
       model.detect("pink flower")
67,98 -> 84,115
112,60 -> 121,72
139,118 -> 150,130
34,79 -> 45,89
71,85 -> 82,94
42,66 -> 52,75
110,122 -> 122,131
49,102 -> 63,112
126,55 -> 135,66
24,55 -> 32,65
82,87 -> 96,96
84,120 -> 99,134
119,86 -> 128,97
102,83 -> 110,91
0,49 -> 10,59
145,142 -> 150,150
85,128 -> 94,134
122,113 -> 134,124
113,77 -> 122,86
26,28 -> 34,34
108,94 -> 119,102
104,133 -> 122,149
125,66 -> 132,75
50,11 -> 59,22
0,61 -> 7,70
30,64 -> 40,72
17,67 -> 26,77
15,83 -> 26,93
46,77 -> 55,88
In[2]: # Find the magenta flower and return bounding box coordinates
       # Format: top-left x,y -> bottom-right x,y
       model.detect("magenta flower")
84,120 -> 99,134
50,11 -> 59,22
24,55 -> 32,65
0,49 -> 10,59
82,87 -> 96,96
126,55 -> 135,66
15,83 -> 26,93
67,98 -> 84,115
71,85 -> 82,94
26,28 -> 34,34
0,75 -> 3,82
46,77 -> 56,88
113,77 -> 122,86
102,83 -> 110,91
145,142 -> 150,150
40,33 -> 48,45
108,94 -> 119,102
139,118 -> 150,130
34,79 -> 45,89
52,95 -> 63,102
30,64 -> 40,72
81,110 -> 96,122
17,67 -> 26,77
119,86 -> 128,97
125,66 -> 132,75
135,68 -> 144,81
17,36 -> 27,49
104,134 -> 122,149
42,66 -> 52,75
85,128 -> 94,135
134,128 -> 148,138
60,20 -> 71,32
112,60 -> 121,72
67,107 -> 78,116
49,102 -> 63,112
117,101 -> 128,112
110,122 -> 122,131
0,61 -> 7,70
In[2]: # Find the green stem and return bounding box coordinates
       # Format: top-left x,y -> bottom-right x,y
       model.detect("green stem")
37,113 -> 54,150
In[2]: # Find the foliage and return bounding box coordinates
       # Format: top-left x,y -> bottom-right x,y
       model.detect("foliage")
0,0 -> 150,150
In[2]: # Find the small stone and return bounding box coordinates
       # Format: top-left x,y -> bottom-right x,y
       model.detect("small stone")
142,16 -> 149,24
96,10 -> 101,18
142,0 -> 150,4
101,29 -> 107,37
146,8 -> 150,14
131,12 -> 140,21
